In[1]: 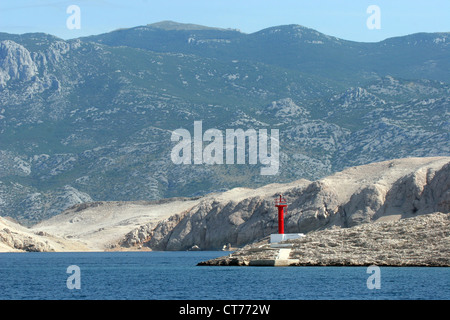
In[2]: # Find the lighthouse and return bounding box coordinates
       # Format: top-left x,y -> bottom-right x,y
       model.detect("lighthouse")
270,194 -> 304,244
275,195 -> 287,234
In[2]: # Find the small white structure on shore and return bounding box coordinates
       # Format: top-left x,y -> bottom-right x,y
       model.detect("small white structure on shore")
270,195 -> 304,244
270,233 -> 304,244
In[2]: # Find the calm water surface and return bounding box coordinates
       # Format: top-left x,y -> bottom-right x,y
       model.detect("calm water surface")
0,251 -> 448,300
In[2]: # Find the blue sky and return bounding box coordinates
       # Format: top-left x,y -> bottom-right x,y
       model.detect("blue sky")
0,0 -> 449,42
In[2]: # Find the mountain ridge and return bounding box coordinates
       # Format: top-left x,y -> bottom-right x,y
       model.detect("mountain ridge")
80,21 -> 450,84
0,22 -> 449,225
145,20 -> 242,32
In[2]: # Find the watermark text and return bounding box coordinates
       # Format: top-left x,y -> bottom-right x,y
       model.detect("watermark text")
171,121 -> 279,175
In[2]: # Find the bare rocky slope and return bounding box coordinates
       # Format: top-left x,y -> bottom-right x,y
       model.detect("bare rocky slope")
0,156 -> 449,254
120,156 -> 449,251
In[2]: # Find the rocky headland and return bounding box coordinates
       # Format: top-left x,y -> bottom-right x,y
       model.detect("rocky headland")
198,212 -> 449,266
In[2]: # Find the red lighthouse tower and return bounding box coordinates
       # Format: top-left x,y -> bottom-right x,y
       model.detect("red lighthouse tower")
275,195 -> 287,234
270,194 -> 304,244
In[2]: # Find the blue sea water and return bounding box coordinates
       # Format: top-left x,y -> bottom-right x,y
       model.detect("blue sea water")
0,251 -> 448,300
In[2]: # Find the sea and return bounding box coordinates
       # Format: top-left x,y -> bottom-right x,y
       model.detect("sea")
0,251 -> 448,301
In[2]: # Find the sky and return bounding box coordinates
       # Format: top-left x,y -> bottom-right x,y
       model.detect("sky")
0,0 -> 449,42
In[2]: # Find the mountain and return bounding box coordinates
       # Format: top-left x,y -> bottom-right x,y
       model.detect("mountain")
0,22 -> 449,225
83,21 -> 450,84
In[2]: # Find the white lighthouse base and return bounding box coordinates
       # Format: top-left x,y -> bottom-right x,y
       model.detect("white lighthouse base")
270,233 -> 304,244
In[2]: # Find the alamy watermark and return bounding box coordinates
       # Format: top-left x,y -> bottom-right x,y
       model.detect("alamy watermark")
66,265 -> 81,290
367,5 -> 381,30
366,265 -> 381,289
170,121 -> 279,175
66,5 -> 81,30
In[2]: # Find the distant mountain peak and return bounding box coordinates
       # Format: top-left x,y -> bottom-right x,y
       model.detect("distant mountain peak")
253,23 -> 340,42
146,20 -> 241,32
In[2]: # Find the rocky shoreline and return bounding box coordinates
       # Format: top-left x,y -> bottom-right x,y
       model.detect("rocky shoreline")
198,212 -> 450,267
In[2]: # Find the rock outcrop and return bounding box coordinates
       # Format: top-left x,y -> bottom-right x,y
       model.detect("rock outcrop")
0,40 -> 38,86
0,216 -> 62,252
0,227 -> 54,252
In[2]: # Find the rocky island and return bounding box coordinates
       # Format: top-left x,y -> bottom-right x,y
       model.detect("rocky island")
198,212 -> 449,267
